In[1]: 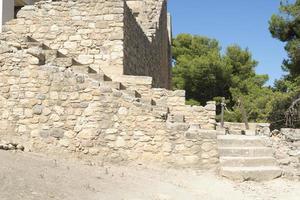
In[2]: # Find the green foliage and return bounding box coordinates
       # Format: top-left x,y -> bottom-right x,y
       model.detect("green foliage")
268,92 -> 293,130
268,0 -> 300,128
171,0 -> 300,127
172,34 -> 231,105
269,0 -> 300,78
186,99 -> 201,106
172,34 -> 274,123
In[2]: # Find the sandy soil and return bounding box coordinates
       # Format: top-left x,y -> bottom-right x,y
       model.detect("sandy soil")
0,151 -> 299,200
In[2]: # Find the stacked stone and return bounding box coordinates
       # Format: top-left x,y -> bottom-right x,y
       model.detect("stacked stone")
0,39 -> 218,168
2,0 -> 171,89
2,0 -> 124,79
124,0 -> 171,89
0,0 -> 219,169
270,129 -> 300,180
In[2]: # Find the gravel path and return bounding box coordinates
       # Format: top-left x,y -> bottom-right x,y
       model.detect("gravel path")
0,151 -> 299,200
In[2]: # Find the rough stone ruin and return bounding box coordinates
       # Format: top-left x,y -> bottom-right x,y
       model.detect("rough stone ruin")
0,0 -> 218,169
0,0 -> 298,182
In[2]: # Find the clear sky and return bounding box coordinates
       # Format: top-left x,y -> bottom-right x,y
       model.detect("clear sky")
168,0 -> 287,85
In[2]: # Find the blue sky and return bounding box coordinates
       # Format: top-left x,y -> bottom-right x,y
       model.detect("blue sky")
168,0 -> 287,85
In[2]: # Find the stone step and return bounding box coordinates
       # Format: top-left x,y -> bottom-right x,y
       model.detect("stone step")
88,74 -> 106,82
52,57 -> 73,68
26,48 -> 45,65
218,135 -> 268,147
220,156 -> 278,167
26,41 -> 43,48
71,65 -> 91,74
227,129 -> 257,136
100,81 -> 122,90
220,166 -> 282,181
167,114 -> 185,123
138,97 -> 155,105
218,147 -> 274,157
122,90 -> 140,98
44,49 -> 58,63
27,41 -> 51,50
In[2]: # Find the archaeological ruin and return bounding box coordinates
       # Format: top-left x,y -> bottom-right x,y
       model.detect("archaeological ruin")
0,0 -> 298,182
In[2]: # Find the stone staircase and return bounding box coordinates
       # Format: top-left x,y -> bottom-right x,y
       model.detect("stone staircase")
14,36 -> 173,119
1,32 -> 216,130
20,36 -> 203,127
218,135 -> 282,181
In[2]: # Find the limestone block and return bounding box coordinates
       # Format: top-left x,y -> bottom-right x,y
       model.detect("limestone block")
106,129 -> 118,134
116,137 -> 126,147
202,142 -> 214,152
162,142 -> 172,153
50,128 -> 65,139
77,55 -> 94,65
80,93 -> 93,101
42,107 -> 52,116
118,107 -> 128,115
59,139 -> 70,148
30,130 -> 40,138
184,156 -> 200,165
28,56 -> 40,65
69,35 -> 82,41
77,129 -> 96,140
39,130 -> 49,138
24,109 -> 33,118
33,105 -> 43,115
205,101 -> 216,111
105,135 -> 117,141
81,40 -> 93,47
89,148 -> 99,155
50,114 -> 60,122
64,41 -> 77,49
49,91 -> 59,100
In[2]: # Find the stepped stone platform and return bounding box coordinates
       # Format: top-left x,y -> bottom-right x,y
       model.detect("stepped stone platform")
218,135 -> 282,181
0,0 -> 289,182
0,0 -> 218,169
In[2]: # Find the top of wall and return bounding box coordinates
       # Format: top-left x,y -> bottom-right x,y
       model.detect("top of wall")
126,0 -> 166,40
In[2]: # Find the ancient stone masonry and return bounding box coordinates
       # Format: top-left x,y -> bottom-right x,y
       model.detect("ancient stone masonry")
1,0 -> 171,89
2,0 -> 124,78
124,0 -> 171,88
0,0 -> 219,169
270,129 -> 300,180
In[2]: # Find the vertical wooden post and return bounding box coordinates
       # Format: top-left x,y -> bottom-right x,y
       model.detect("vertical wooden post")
240,97 -> 249,130
221,97 -> 225,128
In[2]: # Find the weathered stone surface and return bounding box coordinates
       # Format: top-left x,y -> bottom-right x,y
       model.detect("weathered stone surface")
33,105 -> 43,115
0,0 -> 219,171
218,135 -> 282,181
50,128 -> 64,139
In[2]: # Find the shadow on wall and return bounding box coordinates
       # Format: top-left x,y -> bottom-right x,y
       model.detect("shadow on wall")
123,0 -> 172,89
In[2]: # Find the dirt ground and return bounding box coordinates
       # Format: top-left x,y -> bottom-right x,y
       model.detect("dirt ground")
0,151 -> 299,200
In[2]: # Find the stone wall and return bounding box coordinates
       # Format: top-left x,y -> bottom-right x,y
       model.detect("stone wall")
115,76 -> 217,129
124,0 -> 171,89
2,0 -> 171,89
0,47 -> 218,168
270,129 -> 300,180
126,0 -> 165,38
2,0 -> 124,78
